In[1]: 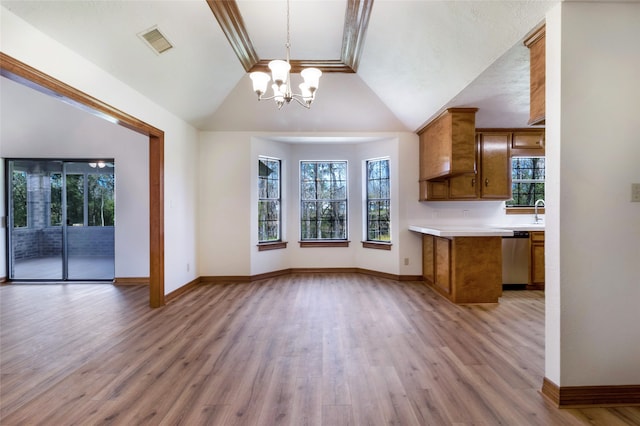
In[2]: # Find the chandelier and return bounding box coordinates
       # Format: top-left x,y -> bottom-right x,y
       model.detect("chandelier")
249,0 -> 322,109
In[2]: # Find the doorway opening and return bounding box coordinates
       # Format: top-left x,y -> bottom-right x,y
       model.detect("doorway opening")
7,159 -> 115,281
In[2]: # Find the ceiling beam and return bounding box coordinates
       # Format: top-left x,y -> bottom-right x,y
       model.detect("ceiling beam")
207,0 -> 373,74
341,0 -> 374,72
206,0 -> 259,72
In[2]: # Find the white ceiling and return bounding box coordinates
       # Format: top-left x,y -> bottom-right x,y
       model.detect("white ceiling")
0,0 -> 558,132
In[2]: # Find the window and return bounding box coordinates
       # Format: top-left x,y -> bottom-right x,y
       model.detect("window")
11,170 -> 27,228
258,157 -> 281,242
506,157 -> 545,207
366,158 -> 390,242
300,161 -> 347,240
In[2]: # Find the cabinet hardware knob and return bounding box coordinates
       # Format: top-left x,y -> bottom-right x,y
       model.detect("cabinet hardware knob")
471,178 -> 475,187
485,179 -> 489,186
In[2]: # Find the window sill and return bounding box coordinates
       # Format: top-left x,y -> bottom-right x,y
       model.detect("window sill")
505,207 -> 545,215
362,241 -> 392,250
257,241 -> 288,251
299,240 -> 350,248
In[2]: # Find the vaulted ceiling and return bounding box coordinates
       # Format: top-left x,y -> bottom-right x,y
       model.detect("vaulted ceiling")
0,0 -> 557,132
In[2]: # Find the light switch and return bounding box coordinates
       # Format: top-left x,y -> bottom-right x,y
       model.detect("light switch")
632,183 -> 640,202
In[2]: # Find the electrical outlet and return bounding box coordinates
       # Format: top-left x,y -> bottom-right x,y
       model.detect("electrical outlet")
186,263 -> 190,272
632,183 -> 640,202
404,258 -> 409,266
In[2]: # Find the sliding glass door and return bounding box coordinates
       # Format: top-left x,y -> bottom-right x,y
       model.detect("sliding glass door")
7,159 -> 115,281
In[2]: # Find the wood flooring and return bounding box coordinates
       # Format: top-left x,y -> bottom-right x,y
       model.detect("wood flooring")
1,273 -> 639,425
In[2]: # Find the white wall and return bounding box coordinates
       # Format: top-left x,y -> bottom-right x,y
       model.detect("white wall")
0,76 -> 149,279
1,7 -> 200,294
198,131 -> 534,278
199,132 -> 437,277
198,132 -> 252,276
546,2 -> 640,386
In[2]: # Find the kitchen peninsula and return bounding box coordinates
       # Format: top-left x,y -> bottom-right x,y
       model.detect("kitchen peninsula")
410,225 -> 513,304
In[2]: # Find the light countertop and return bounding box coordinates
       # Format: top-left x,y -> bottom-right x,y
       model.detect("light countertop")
409,225 -> 514,237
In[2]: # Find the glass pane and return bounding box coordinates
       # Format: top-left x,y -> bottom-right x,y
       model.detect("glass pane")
11,171 -> 27,228
66,174 -> 84,226
258,200 -> 280,241
88,174 -> 115,227
301,201 -> 317,220
9,160 -> 64,280
266,178 -> 279,199
300,162 -> 315,181
67,162 -> 114,280
258,176 -> 268,199
50,173 -> 62,226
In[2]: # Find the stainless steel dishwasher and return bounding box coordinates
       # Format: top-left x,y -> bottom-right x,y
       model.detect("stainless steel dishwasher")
502,231 -> 530,285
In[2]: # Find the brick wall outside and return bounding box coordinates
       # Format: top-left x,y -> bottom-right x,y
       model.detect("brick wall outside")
12,226 -> 114,260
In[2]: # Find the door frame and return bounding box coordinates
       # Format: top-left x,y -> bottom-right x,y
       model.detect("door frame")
1,53 -> 165,307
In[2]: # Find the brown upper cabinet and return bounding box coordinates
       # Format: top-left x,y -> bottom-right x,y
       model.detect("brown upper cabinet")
512,130 -> 545,157
418,108 -> 478,181
439,132 -> 512,201
524,24 -> 545,126
418,126 -> 545,201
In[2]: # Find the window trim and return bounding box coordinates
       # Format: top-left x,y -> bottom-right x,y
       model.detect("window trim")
506,156 -> 545,210
361,241 -> 391,250
299,160 -> 349,242
257,241 -> 288,251
299,240 -> 350,248
364,157 -> 391,245
258,156 -> 283,245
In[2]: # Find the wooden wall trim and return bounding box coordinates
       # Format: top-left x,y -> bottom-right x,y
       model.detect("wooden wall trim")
0,52 -> 165,308
542,377 -> 640,407
165,277 -> 201,304
197,268 -> 421,287
114,277 -> 150,285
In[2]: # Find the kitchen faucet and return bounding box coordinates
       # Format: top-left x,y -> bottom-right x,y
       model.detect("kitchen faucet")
534,199 -> 545,223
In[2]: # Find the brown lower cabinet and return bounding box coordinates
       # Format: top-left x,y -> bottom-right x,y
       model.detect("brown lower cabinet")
422,234 -> 502,303
528,231 -> 545,290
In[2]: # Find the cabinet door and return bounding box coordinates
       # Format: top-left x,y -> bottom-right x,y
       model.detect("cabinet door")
420,109 -> 477,180
449,173 -> 478,199
422,235 -> 435,283
479,133 -> 511,199
525,26 -> 546,126
530,232 -> 545,289
513,132 -> 544,149
434,237 -> 451,294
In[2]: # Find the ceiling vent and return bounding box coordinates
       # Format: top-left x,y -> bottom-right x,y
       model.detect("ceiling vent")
138,26 -> 173,55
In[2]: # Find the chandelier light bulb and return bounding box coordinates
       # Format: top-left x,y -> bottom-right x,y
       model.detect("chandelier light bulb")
250,72 -> 270,97
268,60 -> 291,88
301,68 -> 322,91
299,83 -> 313,104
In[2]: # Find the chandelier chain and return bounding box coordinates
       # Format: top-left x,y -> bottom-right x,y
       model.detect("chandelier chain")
286,0 -> 291,60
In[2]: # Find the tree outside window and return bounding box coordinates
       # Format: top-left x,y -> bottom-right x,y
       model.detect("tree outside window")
300,161 -> 347,240
66,174 -> 85,226
50,172 -> 62,226
366,158 -> 390,242
11,171 -> 27,228
88,174 -> 115,226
